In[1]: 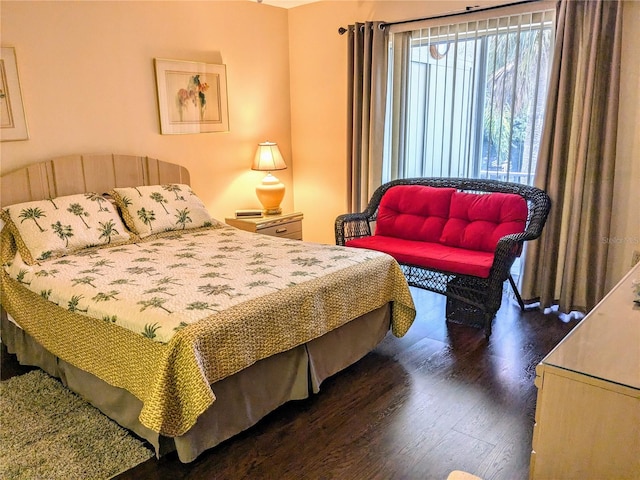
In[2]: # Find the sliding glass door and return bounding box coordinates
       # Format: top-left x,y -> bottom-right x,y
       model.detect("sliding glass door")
384,8 -> 556,186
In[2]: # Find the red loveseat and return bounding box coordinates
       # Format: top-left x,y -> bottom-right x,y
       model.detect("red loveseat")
335,178 -> 551,338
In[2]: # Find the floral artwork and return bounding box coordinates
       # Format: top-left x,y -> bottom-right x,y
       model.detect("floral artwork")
165,71 -> 217,124
177,75 -> 209,121
155,58 -> 229,134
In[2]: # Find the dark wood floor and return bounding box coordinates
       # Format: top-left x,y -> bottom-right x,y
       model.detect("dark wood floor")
2,288 -> 579,480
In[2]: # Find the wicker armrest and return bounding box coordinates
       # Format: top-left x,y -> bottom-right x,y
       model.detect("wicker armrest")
335,212 -> 373,245
488,235 -> 523,286
487,186 -> 550,284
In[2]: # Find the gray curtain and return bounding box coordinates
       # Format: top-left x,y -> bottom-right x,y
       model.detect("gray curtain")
347,21 -> 389,213
521,0 -> 623,313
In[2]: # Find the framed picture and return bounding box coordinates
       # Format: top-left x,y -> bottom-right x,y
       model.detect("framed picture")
1,47 -> 29,142
154,58 -> 229,135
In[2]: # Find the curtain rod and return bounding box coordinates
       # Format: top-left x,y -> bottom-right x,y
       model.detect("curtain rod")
337,0 -> 543,35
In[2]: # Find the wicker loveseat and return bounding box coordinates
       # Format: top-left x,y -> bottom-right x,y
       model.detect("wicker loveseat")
335,178 -> 551,338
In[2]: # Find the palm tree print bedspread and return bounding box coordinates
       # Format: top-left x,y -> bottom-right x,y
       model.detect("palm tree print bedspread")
4,226 -> 413,343
2,225 -> 416,436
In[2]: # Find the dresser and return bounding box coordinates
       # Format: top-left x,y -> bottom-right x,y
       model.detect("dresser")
530,262 -> 640,479
225,212 -> 303,240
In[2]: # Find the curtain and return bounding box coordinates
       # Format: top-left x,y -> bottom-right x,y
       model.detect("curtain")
385,30 -> 412,182
347,21 -> 389,213
521,0 -> 623,313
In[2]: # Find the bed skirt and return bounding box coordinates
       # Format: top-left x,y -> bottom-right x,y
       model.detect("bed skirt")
1,305 -> 391,463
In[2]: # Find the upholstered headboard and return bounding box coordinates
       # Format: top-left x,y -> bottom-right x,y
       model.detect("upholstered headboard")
0,154 -> 190,207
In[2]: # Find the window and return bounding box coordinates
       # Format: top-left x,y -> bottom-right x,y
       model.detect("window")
384,8 -> 555,186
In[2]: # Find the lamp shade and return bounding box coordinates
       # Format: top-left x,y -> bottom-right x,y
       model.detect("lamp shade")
252,142 -> 287,172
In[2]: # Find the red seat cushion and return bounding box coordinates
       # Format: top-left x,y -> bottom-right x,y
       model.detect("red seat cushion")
439,191 -> 528,252
346,236 -> 495,278
375,185 -> 456,242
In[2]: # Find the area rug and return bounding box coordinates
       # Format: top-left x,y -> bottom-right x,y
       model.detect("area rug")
0,370 -> 154,480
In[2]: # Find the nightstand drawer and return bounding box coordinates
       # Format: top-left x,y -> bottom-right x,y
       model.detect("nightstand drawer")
225,212 -> 304,240
258,221 -> 302,239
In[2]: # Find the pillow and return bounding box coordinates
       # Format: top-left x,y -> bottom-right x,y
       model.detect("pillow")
375,185 -> 455,242
110,184 -> 213,238
439,191 -> 528,252
1,193 -> 133,264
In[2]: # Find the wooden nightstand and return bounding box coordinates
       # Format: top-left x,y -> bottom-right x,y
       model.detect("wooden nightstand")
225,212 -> 303,240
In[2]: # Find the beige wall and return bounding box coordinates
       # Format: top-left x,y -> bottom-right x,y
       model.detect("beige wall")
288,0 -> 505,245
288,0 -> 640,288
0,0 -> 294,219
2,0 -> 638,288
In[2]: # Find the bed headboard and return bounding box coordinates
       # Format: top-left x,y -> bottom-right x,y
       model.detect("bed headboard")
0,154 -> 190,207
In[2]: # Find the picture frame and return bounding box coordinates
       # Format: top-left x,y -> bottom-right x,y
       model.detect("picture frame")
154,58 -> 229,135
1,47 -> 29,142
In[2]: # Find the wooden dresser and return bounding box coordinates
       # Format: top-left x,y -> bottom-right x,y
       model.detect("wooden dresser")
530,262 -> 640,479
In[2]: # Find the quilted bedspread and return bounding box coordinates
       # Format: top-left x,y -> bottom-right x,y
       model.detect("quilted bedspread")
1,225 -> 416,437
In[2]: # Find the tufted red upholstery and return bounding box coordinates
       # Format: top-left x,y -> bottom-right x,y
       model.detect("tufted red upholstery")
375,185 -> 456,242
346,235 -> 495,278
337,178 -> 551,337
439,191 -> 528,252
347,185 -> 528,278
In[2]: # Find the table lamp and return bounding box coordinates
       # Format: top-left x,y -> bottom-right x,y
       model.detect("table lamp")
252,141 -> 287,215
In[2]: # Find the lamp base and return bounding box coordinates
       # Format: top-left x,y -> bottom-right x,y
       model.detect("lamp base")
256,173 -> 285,215
263,207 -> 282,216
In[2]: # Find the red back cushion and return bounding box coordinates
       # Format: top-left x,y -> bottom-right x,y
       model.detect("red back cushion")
375,185 -> 455,242
439,191 -> 528,252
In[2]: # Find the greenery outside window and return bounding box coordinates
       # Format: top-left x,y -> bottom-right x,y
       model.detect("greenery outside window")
384,8 -> 556,186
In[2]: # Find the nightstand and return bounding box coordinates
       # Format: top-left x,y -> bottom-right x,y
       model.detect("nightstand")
225,212 -> 303,240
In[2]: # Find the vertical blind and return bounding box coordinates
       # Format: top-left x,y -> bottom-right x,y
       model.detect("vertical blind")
384,7 -> 556,186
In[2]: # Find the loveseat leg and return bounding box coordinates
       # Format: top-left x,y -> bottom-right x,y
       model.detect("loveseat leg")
484,313 -> 494,339
508,274 -> 525,311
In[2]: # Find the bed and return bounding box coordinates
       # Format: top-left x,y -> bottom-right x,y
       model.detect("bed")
0,153 -> 416,463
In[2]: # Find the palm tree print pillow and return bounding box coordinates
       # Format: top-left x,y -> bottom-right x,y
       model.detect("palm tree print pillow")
110,184 -> 213,238
1,193 -> 133,265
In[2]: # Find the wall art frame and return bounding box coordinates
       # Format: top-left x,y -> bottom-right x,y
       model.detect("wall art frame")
1,46 -> 29,142
154,58 -> 229,135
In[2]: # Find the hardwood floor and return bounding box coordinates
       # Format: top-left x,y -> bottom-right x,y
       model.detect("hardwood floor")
2,288 -> 579,480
